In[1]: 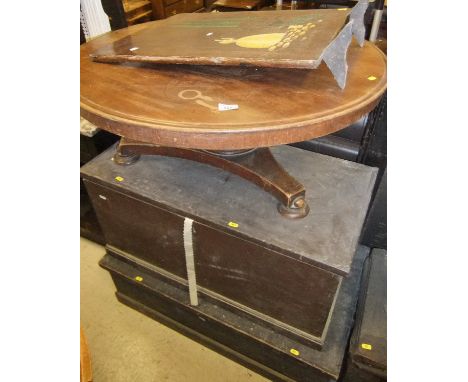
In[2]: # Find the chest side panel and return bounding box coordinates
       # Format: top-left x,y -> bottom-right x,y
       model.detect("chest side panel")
84,180 -> 188,279
193,222 -> 341,339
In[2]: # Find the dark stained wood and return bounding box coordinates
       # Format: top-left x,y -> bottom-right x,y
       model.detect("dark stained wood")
361,168 -> 386,249
105,241 -> 340,349
349,248 -> 387,376
83,174 -> 341,346
149,0 -> 165,19
91,10 -> 352,68
81,143 -> 377,346
80,181 -> 106,245
98,244 -> 368,381
83,180 -> 189,279
81,144 -> 377,277
115,138 -> 307,211
192,222 -> 341,341
80,22 -> 387,150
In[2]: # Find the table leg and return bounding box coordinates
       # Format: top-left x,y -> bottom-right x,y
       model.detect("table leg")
114,138 -> 310,218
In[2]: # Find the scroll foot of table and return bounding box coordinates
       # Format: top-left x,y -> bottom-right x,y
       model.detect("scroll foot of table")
114,138 -> 310,219
113,149 -> 140,165
277,196 -> 310,219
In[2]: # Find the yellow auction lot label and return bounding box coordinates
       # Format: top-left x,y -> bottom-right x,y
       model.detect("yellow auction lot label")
290,348 -> 300,356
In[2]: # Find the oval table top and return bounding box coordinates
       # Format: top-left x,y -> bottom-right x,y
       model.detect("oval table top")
80,22 -> 387,150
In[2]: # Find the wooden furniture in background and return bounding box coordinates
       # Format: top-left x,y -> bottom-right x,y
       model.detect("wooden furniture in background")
124,0 -> 154,25
211,0 -> 265,11
149,0 -> 204,19
261,1 -> 318,10
102,0 -> 190,30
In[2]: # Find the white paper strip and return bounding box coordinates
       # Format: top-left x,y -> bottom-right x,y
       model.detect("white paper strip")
183,218 -> 199,306
218,103 -> 239,111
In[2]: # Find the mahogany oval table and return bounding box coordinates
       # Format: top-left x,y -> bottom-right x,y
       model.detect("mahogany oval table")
80,21 -> 387,218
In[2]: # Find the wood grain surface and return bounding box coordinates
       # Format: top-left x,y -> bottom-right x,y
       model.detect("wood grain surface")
80,22 -> 387,150
90,10 -> 350,68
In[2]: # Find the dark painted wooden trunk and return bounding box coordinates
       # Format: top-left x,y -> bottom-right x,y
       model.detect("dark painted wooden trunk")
84,178 -> 341,347
99,244 -> 369,381
344,248 -> 387,381
81,144 -> 377,351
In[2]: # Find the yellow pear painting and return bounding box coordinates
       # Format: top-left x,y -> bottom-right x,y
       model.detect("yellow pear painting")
216,33 -> 286,49
215,23 -> 317,51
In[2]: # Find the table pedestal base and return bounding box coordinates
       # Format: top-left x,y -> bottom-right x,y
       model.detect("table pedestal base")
114,138 -> 309,218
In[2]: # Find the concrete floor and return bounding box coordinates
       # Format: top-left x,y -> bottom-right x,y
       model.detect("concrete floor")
80,238 -> 269,382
